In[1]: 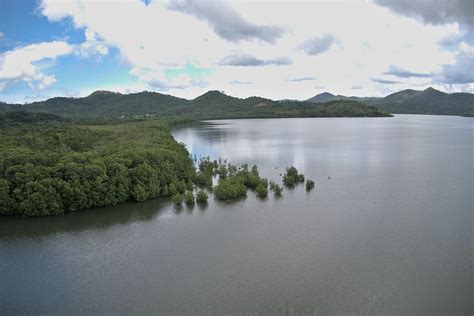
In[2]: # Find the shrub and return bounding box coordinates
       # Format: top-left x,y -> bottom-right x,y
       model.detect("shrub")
217,164 -> 228,179
184,191 -> 195,206
172,193 -> 183,205
196,190 -> 208,204
214,177 -> 247,200
194,171 -> 212,188
198,157 -> 215,175
282,166 -> 305,187
306,179 -> 315,191
269,181 -> 283,197
238,165 -> 266,190
255,184 -> 268,198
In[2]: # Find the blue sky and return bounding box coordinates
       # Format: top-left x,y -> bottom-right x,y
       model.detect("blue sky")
0,0 -> 136,102
0,0 -> 473,103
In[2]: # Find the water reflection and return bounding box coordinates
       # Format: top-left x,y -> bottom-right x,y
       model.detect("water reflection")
0,198 -> 173,239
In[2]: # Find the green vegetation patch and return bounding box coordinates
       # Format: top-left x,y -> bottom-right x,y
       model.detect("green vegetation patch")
0,120 -> 195,216
282,166 -> 305,187
184,191 -> 195,206
269,181 -> 283,197
204,161 -> 270,201
196,190 -> 209,204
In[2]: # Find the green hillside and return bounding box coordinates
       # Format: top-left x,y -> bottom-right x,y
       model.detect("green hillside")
306,87 -> 474,116
378,88 -> 474,116
0,90 -> 391,119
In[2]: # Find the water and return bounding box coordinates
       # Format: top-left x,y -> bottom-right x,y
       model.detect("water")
1,115 -> 472,314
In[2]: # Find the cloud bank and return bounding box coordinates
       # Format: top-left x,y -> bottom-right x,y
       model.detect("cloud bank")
374,0 -> 474,32
1,0 -> 473,101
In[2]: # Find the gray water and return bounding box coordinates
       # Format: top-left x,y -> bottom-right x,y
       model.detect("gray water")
1,115 -> 472,314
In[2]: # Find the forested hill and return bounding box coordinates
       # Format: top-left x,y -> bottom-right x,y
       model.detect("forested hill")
0,90 -> 391,119
306,87 -> 474,116
377,88 -> 474,116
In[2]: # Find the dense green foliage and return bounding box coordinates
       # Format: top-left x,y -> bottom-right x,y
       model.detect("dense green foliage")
0,90 -> 391,120
211,163 -> 270,201
255,183 -> 268,198
0,111 -> 64,128
282,166 -> 305,187
0,120 -> 195,216
214,177 -> 248,200
194,157 -> 216,189
172,193 -> 183,206
194,171 -> 213,188
184,191 -> 195,206
269,181 -> 283,197
196,190 -> 209,204
306,179 -> 315,191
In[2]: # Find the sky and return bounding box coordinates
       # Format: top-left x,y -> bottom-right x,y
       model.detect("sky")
0,0 -> 473,103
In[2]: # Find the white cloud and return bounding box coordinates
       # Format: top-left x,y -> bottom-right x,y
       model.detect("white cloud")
0,41 -> 72,91
38,0 -> 467,99
75,28 -> 109,58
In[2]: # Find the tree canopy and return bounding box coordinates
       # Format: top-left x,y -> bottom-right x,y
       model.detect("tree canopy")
0,120 -> 195,216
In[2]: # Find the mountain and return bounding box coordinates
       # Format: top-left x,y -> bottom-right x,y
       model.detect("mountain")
307,87 -> 474,116
306,92 -> 382,104
306,92 -> 341,103
0,90 -> 390,120
1,91 -> 191,119
381,89 -> 421,103
377,87 -> 474,116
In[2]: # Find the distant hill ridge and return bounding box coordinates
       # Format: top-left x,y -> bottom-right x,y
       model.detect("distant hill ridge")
307,87 -> 474,116
0,89 -> 391,119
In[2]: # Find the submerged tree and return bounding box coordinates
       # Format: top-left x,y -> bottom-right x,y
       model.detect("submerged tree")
269,181 -> 283,197
214,177 -> 247,200
255,184 -> 268,198
282,166 -> 305,187
172,193 -> 183,206
196,190 -> 209,204
184,191 -> 195,206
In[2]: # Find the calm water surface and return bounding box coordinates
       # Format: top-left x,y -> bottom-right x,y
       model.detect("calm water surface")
1,115 -> 472,314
